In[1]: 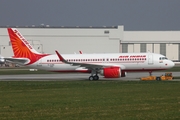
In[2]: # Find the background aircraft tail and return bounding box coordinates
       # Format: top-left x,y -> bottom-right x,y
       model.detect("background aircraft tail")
7,28 -> 49,64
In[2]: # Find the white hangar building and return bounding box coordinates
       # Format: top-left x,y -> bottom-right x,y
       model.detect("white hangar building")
0,25 -> 180,61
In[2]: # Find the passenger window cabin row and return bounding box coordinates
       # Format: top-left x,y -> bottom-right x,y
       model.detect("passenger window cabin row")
46,58 -> 146,62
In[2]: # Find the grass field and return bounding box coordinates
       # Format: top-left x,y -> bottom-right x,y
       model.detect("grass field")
0,81 -> 180,120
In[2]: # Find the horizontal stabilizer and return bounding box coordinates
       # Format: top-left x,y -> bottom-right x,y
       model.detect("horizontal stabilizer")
5,58 -> 29,65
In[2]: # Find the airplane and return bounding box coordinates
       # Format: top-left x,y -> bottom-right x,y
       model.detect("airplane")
6,28 -> 175,80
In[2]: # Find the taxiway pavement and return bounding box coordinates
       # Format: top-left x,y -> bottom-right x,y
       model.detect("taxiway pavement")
0,72 -> 180,81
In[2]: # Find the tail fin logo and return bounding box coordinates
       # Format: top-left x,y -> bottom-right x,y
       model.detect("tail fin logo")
7,28 -> 49,65
14,29 -> 33,50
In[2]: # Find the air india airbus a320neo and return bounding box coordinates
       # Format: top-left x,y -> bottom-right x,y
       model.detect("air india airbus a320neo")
6,28 -> 174,80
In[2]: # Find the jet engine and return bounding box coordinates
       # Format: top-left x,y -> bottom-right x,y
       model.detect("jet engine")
0,57 -> 5,64
100,67 -> 121,78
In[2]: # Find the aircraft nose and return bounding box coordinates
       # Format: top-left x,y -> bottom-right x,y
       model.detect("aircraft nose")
168,61 -> 175,68
172,61 -> 175,67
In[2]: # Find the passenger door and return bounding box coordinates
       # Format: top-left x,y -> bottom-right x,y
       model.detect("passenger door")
148,54 -> 153,65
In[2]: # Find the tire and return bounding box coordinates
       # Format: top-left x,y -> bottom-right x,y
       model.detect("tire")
89,76 -> 94,81
93,75 -> 99,80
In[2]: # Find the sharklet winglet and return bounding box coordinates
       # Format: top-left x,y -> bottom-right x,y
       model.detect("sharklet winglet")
55,50 -> 69,64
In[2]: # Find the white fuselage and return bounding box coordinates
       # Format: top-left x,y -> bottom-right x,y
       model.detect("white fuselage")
28,52 -> 174,73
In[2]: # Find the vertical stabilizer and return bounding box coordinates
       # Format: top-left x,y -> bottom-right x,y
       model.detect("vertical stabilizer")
7,28 -> 49,64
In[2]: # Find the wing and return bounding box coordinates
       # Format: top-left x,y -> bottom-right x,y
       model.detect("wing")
55,50 -> 125,70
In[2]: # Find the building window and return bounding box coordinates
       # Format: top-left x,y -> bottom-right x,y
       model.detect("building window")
104,30 -> 109,34
122,43 -> 128,53
140,43 -> 146,52
160,43 -> 166,56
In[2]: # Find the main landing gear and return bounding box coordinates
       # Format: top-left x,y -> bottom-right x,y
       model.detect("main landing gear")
89,70 -> 99,81
89,75 -> 99,81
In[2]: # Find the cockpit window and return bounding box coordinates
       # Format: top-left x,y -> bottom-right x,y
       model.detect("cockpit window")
159,57 -> 168,60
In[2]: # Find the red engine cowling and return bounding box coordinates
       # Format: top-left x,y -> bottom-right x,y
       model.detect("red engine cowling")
100,67 -> 121,78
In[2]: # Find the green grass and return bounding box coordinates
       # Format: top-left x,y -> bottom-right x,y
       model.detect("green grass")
0,81 -> 180,120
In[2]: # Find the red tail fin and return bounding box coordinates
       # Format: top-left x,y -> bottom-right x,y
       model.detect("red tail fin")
7,28 -> 49,64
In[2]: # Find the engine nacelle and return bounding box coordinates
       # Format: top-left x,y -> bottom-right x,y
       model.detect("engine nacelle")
121,71 -> 127,77
0,58 -> 5,64
100,67 -> 121,78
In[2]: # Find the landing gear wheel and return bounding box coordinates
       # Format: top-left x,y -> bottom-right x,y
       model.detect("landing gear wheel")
93,75 -> 99,80
89,76 -> 94,81
89,75 -> 99,81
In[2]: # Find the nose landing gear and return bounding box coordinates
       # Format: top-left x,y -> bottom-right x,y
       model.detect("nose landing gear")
149,71 -> 152,76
